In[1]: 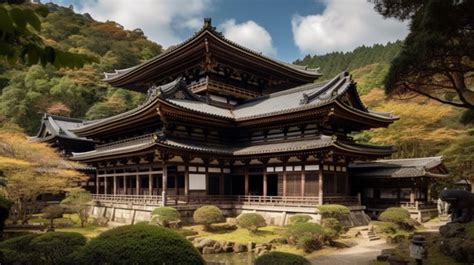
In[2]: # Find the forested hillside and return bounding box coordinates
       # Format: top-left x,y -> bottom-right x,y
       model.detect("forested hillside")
0,3 -> 162,134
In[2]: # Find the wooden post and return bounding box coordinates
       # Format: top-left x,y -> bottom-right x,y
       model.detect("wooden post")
104,177 -> 108,195
410,189 -> 415,204
95,173 -> 99,195
263,168 -> 268,197
244,168 -> 249,195
123,175 -> 127,195
318,164 -> 324,205
113,175 -> 117,195
174,175 -> 178,196
301,166 -> 305,196
184,164 -> 189,196
136,171 -> 140,195
283,166 -> 287,197
162,162 -> 168,206
148,167 -> 153,196
205,164 -> 209,195
219,166 -> 225,195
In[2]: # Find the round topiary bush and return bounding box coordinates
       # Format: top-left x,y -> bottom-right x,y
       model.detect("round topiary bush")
285,222 -> 327,250
68,224 -> 205,265
288,214 -> 312,225
0,232 -> 86,265
151,207 -> 180,227
322,217 -> 343,236
237,213 -> 266,234
255,251 -> 311,265
317,204 -> 350,219
193,205 -> 223,231
42,204 -> 65,231
297,236 -> 323,253
379,207 -> 416,231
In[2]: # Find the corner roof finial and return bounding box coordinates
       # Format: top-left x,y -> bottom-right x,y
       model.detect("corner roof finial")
203,17 -> 212,29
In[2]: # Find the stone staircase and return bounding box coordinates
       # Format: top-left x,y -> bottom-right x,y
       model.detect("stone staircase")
344,226 -> 380,241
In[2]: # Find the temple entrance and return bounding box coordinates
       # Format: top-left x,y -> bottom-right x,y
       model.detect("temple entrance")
249,174 -> 263,195
231,175 -> 245,195
267,174 -> 278,196
208,174 -> 221,195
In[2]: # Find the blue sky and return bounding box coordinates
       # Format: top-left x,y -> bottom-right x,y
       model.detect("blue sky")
49,0 -> 408,63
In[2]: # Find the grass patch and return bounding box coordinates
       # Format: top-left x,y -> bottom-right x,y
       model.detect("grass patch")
197,225 -> 283,244
55,224 -> 111,238
465,221 -> 474,239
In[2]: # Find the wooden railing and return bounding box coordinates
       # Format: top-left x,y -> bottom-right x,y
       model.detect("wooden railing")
400,201 -> 437,210
92,194 -> 362,207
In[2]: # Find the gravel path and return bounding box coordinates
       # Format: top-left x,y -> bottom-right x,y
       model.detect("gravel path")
308,239 -> 393,265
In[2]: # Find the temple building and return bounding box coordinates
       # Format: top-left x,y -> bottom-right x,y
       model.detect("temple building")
33,19 -> 447,224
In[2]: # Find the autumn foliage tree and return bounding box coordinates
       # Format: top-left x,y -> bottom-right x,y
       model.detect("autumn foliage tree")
0,125 -> 86,224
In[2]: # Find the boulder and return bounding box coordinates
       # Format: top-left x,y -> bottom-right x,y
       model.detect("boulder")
198,238 -> 217,249
441,237 -> 474,263
233,243 -> 248,253
258,250 -> 270,256
269,237 -> 288,244
387,254 -> 409,265
186,235 -> 199,241
247,241 -> 256,252
377,254 -> 389,261
386,235 -> 406,244
202,246 -> 215,254
223,241 -> 234,252
226,217 -> 237,225
168,220 -> 182,229
94,217 -> 109,226
439,223 -> 465,238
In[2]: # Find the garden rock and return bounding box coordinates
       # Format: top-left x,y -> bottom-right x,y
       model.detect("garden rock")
247,241 -> 256,252
233,243 -> 247,253
168,220 -> 182,229
439,223 -> 465,238
198,238 -> 217,249
94,217 -> 109,226
202,246 -> 215,254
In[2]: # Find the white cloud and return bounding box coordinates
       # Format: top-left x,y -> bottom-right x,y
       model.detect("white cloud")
73,0 -> 212,47
219,19 -> 277,57
292,0 -> 408,55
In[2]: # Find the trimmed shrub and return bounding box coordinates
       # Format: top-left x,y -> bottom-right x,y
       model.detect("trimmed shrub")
42,205 -> 64,231
379,207 -> 416,231
193,205 -> 223,231
151,207 -> 180,227
322,217 -> 343,236
370,221 -> 398,234
289,214 -> 312,225
297,236 -> 323,253
0,232 -> 86,265
255,251 -> 311,265
68,224 -> 204,265
237,213 -> 266,234
317,204 -> 350,219
285,222 -> 327,252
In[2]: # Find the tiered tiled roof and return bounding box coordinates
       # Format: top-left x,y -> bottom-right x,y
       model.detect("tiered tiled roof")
30,113 -> 92,143
349,156 -> 449,178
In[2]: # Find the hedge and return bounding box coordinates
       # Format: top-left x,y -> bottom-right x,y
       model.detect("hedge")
237,213 -> 266,233
317,204 -> 350,219
0,232 -> 86,265
151,207 -> 180,226
67,224 -> 204,265
255,251 -> 311,265
378,207 -> 416,231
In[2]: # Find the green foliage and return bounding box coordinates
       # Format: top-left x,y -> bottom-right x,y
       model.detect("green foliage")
297,235 -> 323,253
379,207 -> 416,231
151,207 -> 180,226
255,251 -> 311,265
294,41 -> 402,83
317,204 -> 350,219
442,133 -> 474,185
61,189 -> 92,228
0,2 -> 97,68
288,214 -> 312,225
0,196 -> 12,237
237,213 -> 266,234
371,0 -> 474,109
193,205 -> 224,231
321,217 -> 343,236
42,204 -> 64,230
0,232 -> 85,265
370,221 -> 398,234
67,224 -> 205,265
0,2 -> 160,133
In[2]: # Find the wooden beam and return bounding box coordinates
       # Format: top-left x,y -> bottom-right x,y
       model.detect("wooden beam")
184,164 -> 189,197
95,173 -> 99,195
124,175 -> 127,195
135,168 -> 140,195
263,168 -> 268,197
148,166 -> 153,196
104,177 -> 108,195
244,168 -> 249,195
283,167 -> 287,197
301,167 -> 305,196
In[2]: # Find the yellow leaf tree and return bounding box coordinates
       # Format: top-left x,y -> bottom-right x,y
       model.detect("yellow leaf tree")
0,125 -> 86,224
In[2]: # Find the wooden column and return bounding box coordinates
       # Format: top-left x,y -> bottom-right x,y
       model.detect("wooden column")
205,164 -> 209,195
283,166 -> 287,197
263,167 -> 268,197
410,189 -> 415,204
148,167 -> 153,196
318,164 -> 324,205
104,177 -> 108,195
123,175 -> 127,195
162,161 -> 168,206
95,173 -> 99,195
301,167 -> 305,196
174,175 -> 178,195
135,168 -> 140,195
219,166 -> 225,195
184,164 -> 189,196
113,175 -> 117,195
244,167 -> 249,195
